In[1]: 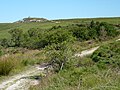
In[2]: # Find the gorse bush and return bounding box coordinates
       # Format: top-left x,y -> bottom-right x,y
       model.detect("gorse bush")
91,41 -> 120,68
69,21 -> 118,41
8,28 -> 23,47
70,27 -> 90,41
3,27 -> 74,49
46,42 -> 74,72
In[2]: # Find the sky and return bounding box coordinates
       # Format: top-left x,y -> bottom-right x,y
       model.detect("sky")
0,0 -> 120,22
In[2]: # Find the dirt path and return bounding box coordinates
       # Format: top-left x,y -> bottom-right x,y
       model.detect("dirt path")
75,46 -> 99,57
75,38 -> 120,57
116,38 -> 120,41
0,66 -> 46,90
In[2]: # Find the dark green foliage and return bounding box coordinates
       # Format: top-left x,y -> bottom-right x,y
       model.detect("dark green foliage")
0,21 -> 119,50
0,38 -> 10,47
88,21 -> 118,40
28,28 -> 41,37
88,28 -> 98,39
46,30 -> 74,44
90,20 -> 96,28
50,25 -> 62,30
91,41 -> 120,68
9,28 -> 23,47
68,21 -> 118,41
96,22 -> 117,40
70,27 -> 89,41
6,27 -> 74,49
99,22 -> 116,36
0,46 -> 4,56
22,28 -> 43,49
46,42 -> 73,72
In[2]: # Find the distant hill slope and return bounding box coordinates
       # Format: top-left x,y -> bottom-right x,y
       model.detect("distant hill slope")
0,17 -> 120,39
54,17 -> 120,24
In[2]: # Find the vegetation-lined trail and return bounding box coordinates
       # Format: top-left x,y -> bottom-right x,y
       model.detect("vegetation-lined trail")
75,38 -> 120,57
0,47 -> 101,90
0,66 -> 46,90
0,38 -> 119,90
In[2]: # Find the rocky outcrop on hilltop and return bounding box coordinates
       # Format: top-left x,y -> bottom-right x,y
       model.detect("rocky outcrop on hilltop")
15,17 -> 49,23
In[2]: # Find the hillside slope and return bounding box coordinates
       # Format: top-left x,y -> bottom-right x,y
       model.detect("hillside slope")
0,17 -> 120,39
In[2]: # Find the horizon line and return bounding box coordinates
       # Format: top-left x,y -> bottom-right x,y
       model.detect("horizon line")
0,16 -> 120,23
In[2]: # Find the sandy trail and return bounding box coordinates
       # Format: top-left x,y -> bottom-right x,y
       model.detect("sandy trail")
75,38 -> 120,57
75,46 -> 100,57
116,38 -> 120,41
0,66 -> 46,90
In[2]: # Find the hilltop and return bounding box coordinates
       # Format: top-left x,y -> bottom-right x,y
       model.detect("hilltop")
15,17 -> 49,23
0,17 -> 120,39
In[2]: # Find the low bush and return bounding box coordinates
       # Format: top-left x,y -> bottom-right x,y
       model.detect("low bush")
46,43 -> 72,72
91,41 -> 120,68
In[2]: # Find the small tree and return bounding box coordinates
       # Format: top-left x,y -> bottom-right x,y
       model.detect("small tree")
9,28 -> 23,47
98,26 -> 107,40
46,42 -> 73,72
90,20 -> 95,28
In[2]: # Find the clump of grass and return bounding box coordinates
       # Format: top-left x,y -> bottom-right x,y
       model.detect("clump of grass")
0,46 -> 4,56
0,57 -> 19,76
0,49 -> 46,76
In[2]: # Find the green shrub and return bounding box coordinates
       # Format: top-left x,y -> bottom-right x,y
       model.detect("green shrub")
9,28 -> 24,47
91,41 -> 120,68
1,21 -> 119,49
0,47 -> 4,56
46,42 -> 73,72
